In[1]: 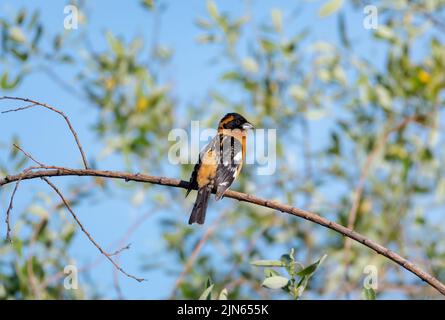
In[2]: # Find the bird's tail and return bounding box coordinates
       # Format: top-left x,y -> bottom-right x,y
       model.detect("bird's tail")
188,186 -> 211,225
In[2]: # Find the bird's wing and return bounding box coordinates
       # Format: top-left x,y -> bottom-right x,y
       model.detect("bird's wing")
186,135 -> 220,197
214,134 -> 243,200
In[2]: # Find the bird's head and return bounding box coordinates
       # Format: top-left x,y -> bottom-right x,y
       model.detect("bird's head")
218,113 -> 254,131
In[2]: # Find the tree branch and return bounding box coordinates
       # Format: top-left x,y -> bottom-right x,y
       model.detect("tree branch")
4,144 -> 144,282
41,177 -> 145,282
1,96 -> 89,169
2,166 -> 445,296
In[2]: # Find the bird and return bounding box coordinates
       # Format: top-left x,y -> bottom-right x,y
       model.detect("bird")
186,113 -> 254,225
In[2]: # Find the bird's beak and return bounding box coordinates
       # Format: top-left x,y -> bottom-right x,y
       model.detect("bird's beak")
242,122 -> 254,130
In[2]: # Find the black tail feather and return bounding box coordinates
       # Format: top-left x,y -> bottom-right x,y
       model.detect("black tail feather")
188,187 -> 211,225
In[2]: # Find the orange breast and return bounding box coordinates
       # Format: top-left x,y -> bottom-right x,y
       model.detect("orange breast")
197,149 -> 218,187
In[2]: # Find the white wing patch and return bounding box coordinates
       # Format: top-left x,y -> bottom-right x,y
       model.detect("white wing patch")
234,151 -> 242,162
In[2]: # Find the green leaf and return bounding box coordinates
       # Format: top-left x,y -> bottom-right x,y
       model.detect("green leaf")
297,254 -> 327,277
319,0 -> 344,18
338,12 -> 349,48
374,25 -> 396,42
141,0 -> 154,10
207,0 -> 219,20
264,268 -> 281,278
363,287 -> 376,300
11,48 -> 28,61
9,26 -> 26,43
31,24 -> 43,49
199,284 -> 214,300
280,254 -> 293,265
260,39 -> 275,53
16,10 -> 26,25
250,260 -> 285,267
106,32 -> 124,56
242,57 -> 259,74
218,288 -> 228,300
375,85 -> 392,111
262,276 -> 289,289
220,71 -> 243,82
293,254 -> 327,298
205,277 -> 213,289
281,253 -> 298,277
1,72 -> 21,90
196,34 -> 215,44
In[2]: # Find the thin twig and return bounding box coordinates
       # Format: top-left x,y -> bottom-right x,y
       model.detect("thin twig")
5,165 -> 43,242
8,145 -> 142,282
1,103 -> 37,113
1,96 -> 89,169
111,208 -> 160,298
4,145 -> 45,241
13,143 -> 44,166
1,167 -> 444,295
109,243 -> 131,257
47,208 -> 158,297
41,177 -> 145,282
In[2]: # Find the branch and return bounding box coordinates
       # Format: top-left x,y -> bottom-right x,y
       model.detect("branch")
41,177 -> 145,282
5,145 -> 144,282
1,166 -> 445,296
1,96 -> 89,169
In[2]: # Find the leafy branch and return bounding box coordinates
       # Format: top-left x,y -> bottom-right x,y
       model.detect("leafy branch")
1,96 -> 445,296
252,248 -> 327,299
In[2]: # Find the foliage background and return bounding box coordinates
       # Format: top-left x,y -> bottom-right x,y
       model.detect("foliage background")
1,0 -> 445,299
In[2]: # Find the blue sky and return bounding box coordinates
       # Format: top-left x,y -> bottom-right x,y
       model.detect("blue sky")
0,0 -> 418,299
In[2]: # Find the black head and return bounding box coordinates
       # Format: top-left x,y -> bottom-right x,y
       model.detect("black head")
218,113 -> 254,130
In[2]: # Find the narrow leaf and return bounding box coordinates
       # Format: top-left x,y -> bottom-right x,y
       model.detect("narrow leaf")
218,288 -> 228,300
297,254 -> 327,277
262,276 -> 289,289
251,260 -> 285,267
319,0 -> 344,18
199,284 -> 214,300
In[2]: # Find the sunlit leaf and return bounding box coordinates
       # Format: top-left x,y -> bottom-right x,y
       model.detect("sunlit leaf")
297,254 -> 327,277
218,288 -> 228,300
207,0 -> 219,20
319,0 -> 344,18
250,260 -> 285,267
199,284 -> 214,300
9,26 -> 26,43
262,276 -> 289,289
242,57 -> 259,74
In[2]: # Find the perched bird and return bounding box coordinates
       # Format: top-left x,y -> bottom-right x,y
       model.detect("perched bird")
186,113 -> 254,224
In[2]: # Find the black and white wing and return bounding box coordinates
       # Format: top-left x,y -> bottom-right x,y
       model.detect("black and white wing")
185,135 -> 220,197
214,134 -> 243,200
